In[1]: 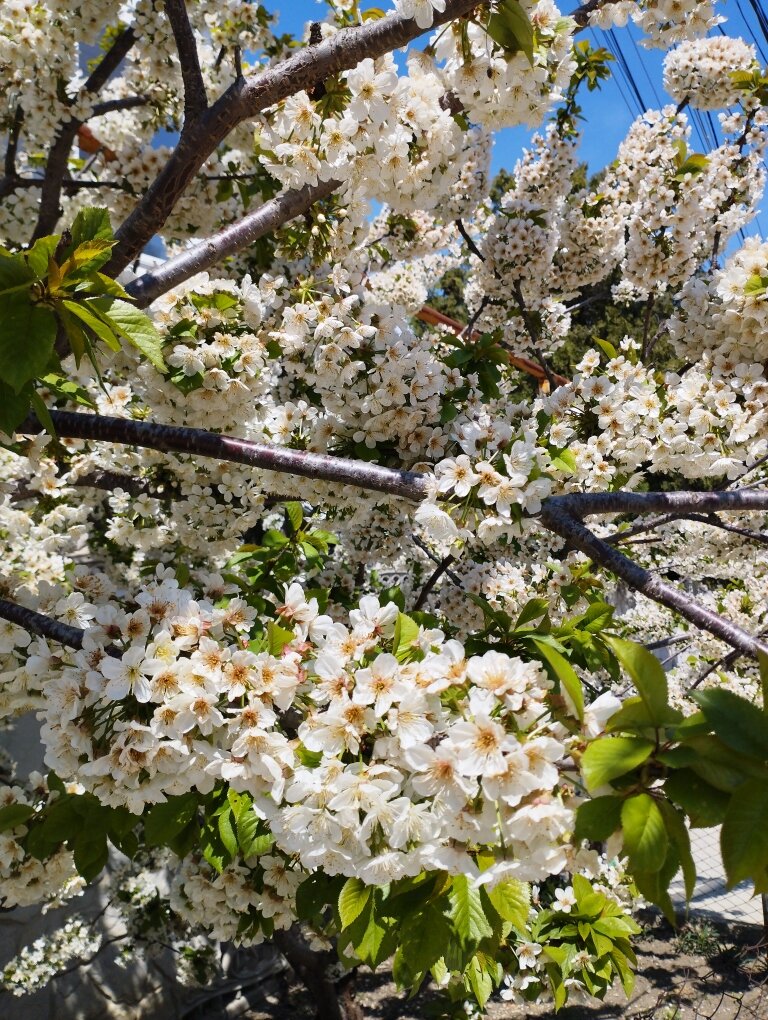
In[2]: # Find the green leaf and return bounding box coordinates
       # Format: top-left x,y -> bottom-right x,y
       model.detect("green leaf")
721,778 -> 768,887
285,501 -> 304,533
465,954 -> 494,1007
69,207 -> 113,250
574,795 -> 623,842
0,292 -> 57,392
603,636 -> 669,726
339,877 -> 372,929
0,803 -> 35,832
62,299 -> 121,351
145,793 -> 198,847
532,639 -> 583,721
691,688 -> 768,760
621,793 -> 668,873
392,904 -> 453,987
393,611 -> 421,662
581,736 -> 654,792
73,832 -> 109,882
485,0 -> 534,62
0,250 -> 35,295
485,878 -> 529,930
449,875 -> 493,947
65,239 -> 114,275
356,905 -> 396,969
0,379 -> 33,435
235,805 -> 273,858
664,769 -> 729,827
267,620 -> 294,656
658,800 -> 696,901
218,808 -> 238,858
29,390 -> 56,437
89,296 -> 166,372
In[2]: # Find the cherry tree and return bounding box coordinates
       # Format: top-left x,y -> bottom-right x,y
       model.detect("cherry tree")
1,1 -> 768,1017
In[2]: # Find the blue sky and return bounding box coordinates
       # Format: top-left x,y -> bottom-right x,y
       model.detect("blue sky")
271,0 -> 768,229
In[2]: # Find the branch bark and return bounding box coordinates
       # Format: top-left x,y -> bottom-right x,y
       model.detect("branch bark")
19,411 -> 429,502
30,27 -> 137,241
540,491 -> 768,659
0,598 -> 85,650
105,0 -> 484,274
164,0 -> 208,123
126,179 -> 340,307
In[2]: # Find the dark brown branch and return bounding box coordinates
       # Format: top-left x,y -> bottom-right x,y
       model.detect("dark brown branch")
164,0 -> 208,123
456,218 -> 485,262
90,96 -> 150,117
540,492 -> 768,659
0,106 -> 24,198
19,411 -> 429,502
413,554 -> 456,611
512,280 -> 556,390
3,177 -> 132,194
127,178 -> 340,307
0,598 -> 84,650
30,27 -> 137,241
105,0 -> 483,274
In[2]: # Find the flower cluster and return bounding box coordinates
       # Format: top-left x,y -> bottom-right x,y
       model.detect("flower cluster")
0,771 -> 83,910
0,575 -> 586,893
662,36 -> 759,110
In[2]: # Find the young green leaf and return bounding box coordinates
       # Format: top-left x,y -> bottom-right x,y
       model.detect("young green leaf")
603,636 -> 669,726
339,877 -> 372,929
580,736 -> 654,792
621,793 -> 668,873
89,296 -> 166,372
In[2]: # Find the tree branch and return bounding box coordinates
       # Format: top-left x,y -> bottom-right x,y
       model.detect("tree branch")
105,0 -> 484,274
90,96 -> 150,117
540,491 -> 768,659
0,105 -> 24,198
0,598 -> 85,650
19,411 -> 429,502
30,27 -> 137,241
164,0 -> 208,124
127,178 -> 340,307
413,553 -> 456,611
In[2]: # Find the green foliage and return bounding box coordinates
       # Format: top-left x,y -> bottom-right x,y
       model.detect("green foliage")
0,208 -> 165,434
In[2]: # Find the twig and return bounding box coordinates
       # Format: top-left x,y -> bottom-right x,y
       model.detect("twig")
512,280 -> 556,390
689,626 -> 768,690
19,410 -> 430,502
164,0 -> 208,123
413,554 -> 456,610
126,178 -> 340,307
640,294 -> 656,361
455,217 -> 485,262
30,27 -> 137,241
104,0 -> 482,274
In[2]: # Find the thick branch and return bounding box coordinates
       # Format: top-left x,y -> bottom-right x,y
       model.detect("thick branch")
30,27 -> 137,241
0,598 -> 84,650
164,0 -> 208,123
127,179 -> 340,307
19,411 -> 429,502
105,0 -> 483,273
540,493 -> 768,659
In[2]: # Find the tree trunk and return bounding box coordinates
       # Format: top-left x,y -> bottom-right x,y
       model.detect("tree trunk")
273,927 -> 364,1020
